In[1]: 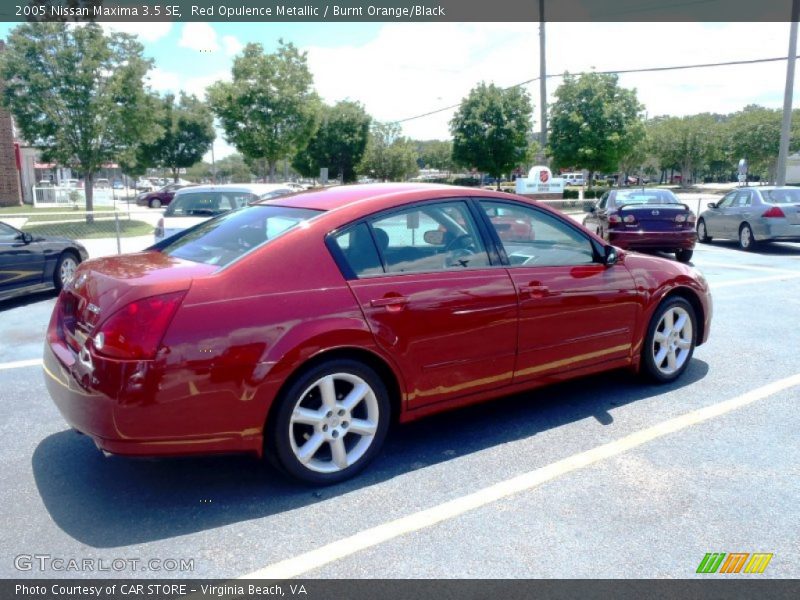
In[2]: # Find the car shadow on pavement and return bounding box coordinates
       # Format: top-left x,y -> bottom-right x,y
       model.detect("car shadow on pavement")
0,289 -> 57,312
32,359 -> 709,548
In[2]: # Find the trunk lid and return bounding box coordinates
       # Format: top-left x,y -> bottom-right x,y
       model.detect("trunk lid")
58,251 -> 217,352
617,203 -> 692,231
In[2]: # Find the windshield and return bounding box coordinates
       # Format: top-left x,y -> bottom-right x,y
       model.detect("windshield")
614,190 -> 680,206
156,205 -> 323,267
762,189 -> 800,204
165,191 -> 259,217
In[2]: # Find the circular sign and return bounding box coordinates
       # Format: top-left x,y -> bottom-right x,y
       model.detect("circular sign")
539,170 -> 550,183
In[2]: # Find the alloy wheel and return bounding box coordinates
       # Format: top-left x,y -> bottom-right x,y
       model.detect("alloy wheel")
651,305 -> 693,377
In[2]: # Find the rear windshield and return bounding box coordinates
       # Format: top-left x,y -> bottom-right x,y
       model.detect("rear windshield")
762,189 -> 800,204
165,191 -> 259,217
156,205 -> 322,267
614,190 -> 680,205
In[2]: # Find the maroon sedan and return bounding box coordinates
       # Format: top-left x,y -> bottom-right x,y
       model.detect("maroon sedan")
44,183 -> 712,484
583,189 -> 697,262
136,182 -> 194,209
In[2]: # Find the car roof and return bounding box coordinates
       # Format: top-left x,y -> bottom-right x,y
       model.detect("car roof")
262,182 -> 513,213
174,183 -> 292,196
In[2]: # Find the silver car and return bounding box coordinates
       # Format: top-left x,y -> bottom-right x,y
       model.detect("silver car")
697,186 -> 800,251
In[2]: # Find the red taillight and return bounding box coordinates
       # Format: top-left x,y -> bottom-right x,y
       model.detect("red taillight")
608,214 -> 622,227
675,213 -> 696,225
93,291 -> 186,360
762,206 -> 786,218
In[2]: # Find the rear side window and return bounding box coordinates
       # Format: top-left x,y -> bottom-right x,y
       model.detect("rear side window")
332,223 -> 384,277
166,191 -> 258,217
156,205 -> 321,267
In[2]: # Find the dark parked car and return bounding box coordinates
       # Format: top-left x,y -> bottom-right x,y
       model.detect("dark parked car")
1,221 -> 88,302
44,184 -> 711,484
583,188 -> 697,262
697,186 -> 800,250
136,183 -> 194,209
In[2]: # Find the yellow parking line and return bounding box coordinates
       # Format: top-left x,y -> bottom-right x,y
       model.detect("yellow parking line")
239,373 -> 800,580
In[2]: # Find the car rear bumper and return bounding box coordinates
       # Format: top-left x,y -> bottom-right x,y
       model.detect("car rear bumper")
753,220 -> 800,242
43,340 -> 263,458
609,229 -> 697,251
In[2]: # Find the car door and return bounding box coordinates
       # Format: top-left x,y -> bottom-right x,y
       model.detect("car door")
732,189 -> 756,230
477,200 -> 639,383
0,223 -> 45,295
334,200 -> 519,410
705,191 -> 736,237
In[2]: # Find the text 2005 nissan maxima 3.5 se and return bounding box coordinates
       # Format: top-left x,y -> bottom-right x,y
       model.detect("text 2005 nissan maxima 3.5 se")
44,184 -> 712,484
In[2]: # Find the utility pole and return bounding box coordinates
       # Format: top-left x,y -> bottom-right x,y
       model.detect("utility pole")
539,0 -> 547,153
776,0 -> 799,186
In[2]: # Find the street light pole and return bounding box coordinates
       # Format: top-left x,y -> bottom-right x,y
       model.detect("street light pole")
776,0 -> 799,186
539,0 -> 547,153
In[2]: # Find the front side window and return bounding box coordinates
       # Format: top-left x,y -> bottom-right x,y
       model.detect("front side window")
0,222 -> 19,240
480,201 -> 596,267
716,192 -> 736,209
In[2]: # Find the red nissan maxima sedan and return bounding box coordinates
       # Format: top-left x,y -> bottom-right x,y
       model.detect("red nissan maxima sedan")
44,184 -> 712,484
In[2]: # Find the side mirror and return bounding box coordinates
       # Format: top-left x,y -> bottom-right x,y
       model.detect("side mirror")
423,230 -> 445,245
707,202 -> 717,209
17,232 -> 33,244
584,203 -> 596,213
604,245 -> 618,267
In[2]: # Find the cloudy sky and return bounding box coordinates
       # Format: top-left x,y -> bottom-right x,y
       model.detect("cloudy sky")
1,21 -> 798,159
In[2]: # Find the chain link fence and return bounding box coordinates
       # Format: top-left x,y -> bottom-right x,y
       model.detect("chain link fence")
4,208 -> 159,259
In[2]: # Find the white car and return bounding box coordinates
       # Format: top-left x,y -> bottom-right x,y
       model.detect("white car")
153,183 -> 295,242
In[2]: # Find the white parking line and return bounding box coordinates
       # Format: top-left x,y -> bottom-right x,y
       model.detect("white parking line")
697,261 -> 800,274
0,358 -> 43,371
239,373 -> 800,580
712,273 -> 800,289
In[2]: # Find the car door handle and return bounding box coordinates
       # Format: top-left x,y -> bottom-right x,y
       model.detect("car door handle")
519,285 -> 558,298
369,296 -> 409,310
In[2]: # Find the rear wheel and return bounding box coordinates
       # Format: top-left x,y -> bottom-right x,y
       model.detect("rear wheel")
269,359 -> 390,484
149,198 -> 162,209
697,219 -> 712,243
53,251 -> 80,291
739,223 -> 756,251
642,297 -> 696,383
675,249 -> 694,263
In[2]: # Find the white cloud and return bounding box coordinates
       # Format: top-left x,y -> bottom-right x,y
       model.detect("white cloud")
222,35 -> 244,57
178,23 -> 219,53
101,22 -> 173,43
305,22 -> 800,140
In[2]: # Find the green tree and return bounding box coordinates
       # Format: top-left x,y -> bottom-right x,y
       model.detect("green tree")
548,72 -> 643,186
215,153 -> 254,183
414,139 -> 454,172
208,41 -> 319,182
134,92 -> 215,182
648,114 -> 724,185
293,101 -> 371,183
358,122 -> 418,182
0,22 -> 158,216
450,82 -> 532,188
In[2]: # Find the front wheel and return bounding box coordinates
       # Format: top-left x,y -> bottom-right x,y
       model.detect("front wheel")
675,249 -> 693,263
642,297 -> 697,383
270,359 -> 390,484
697,219 -> 712,243
149,198 -> 162,209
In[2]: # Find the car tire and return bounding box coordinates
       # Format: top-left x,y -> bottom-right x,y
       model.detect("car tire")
149,198 -> 162,209
738,223 -> 756,251
269,359 -> 390,485
642,296 -> 697,384
675,249 -> 693,263
696,219 -> 712,243
54,251 -> 80,292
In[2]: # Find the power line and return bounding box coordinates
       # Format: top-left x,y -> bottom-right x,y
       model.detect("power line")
395,54 -> 800,124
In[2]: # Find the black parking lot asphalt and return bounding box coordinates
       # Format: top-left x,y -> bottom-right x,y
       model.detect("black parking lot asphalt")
1,241 -> 798,580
